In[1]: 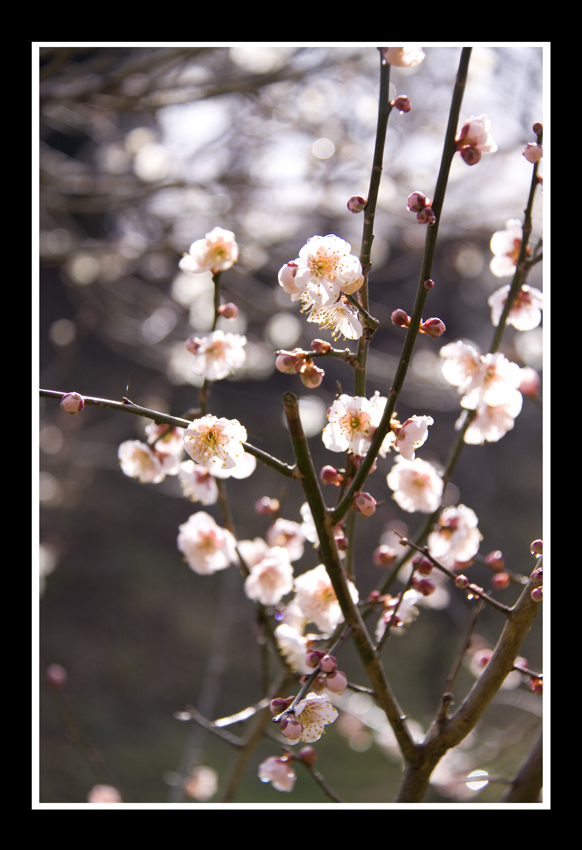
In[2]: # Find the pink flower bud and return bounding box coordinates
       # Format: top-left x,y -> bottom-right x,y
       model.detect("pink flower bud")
416,206 -> 436,226
280,717 -> 303,741
320,465 -> 343,486
347,195 -> 367,213
423,278 -> 435,290
485,550 -> 504,571
275,351 -> 302,374
255,496 -> 280,516
407,191 -> 428,212
530,586 -> 543,602
530,677 -> 543,695
217,302 -> 239,319
420,317 -> 446,337
320,655 -> 337,673
530,539 -> 543,555
532,122 -> 543,136
491,572 -> 510,589
354,492 -> 377,517
299,746 -> 317,764
306,650 -> 325,668
460,147 -> 482,166
519,367 -> 540,397
530,567 -> 543,585
46,663 -> 67,690
373,545 -> 397,568
300,362 -> 325,388
391,309 -> 410,328
270,697 -> 293,715
325,670 -> 347,694
185,338 -> 201,355
455,575 -> 469,589
522,143 -> 543,164
311,339 -> 332,354
415,557 -> 433,576
391,95 -> 412,113
60,392 -> 84,414
417,578 -> 436,596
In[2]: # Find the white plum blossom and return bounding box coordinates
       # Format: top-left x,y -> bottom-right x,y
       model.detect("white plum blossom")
299,502 -> 319,548
461,352 -> 522,411
179,227 -> 238,275
209,449 -> 257,480
307,296 -> 363,341
322,394 -> 379,456
458,393 -> 523,445
294,564 -> 358,633
185,330 -> 247,381
488,284 -> 543,331
178,461 -> 219,505
237,537 -> 270,569
289,692 -> 339,744
118,440 -> 166,483
274,623 -> 312,674
279,235 -> 363,313
394,415 -> 434,461
440,340 -> 484,398
382,47 -> 425,67
387,456 -> 444,514
243,546 -> 294,606
258,756 -> 296,792
266,518 -> 305,562
427,505 -> 482,568
177,511 -> 237,575
490,219 -> 524,278
184,415 -> 247,473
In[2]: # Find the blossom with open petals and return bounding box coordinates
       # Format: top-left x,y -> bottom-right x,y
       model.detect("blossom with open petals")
461,352 -> 522,411
427,505 -> 482,568
266,518 -> 305,562
294,564 -> 358,633
289,692 -> 339,744
490,220 -> 524,278
178,461 -> 219,505
259,756 -> 296,792
177,511 -> 237,575
382,47 -> 425,67
274,623 -> 312,674
394,415 -> 434,461
244,546 -> 294,606
118,440 -> 166,483
458,393 -> 523,445
307,296 -> 363,341
184,415 -> 247,472
488,284 -> 543,331
456,114 -> 498,161
179,227 -> 238,275
387,456 -> 443,514
440,340 -> 484,397
281,235 -> 363,311
185,330 -> 247,381
322,394 -> 378,456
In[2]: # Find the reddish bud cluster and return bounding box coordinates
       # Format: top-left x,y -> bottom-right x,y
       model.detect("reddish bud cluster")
390,95 -> 412,113
529,677 -> 543,695
275,349 -> 325,388
407,191 -> 436,225
320,465 -> 344,486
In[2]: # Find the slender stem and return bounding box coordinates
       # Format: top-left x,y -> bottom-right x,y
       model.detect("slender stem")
332,47 -> 473,526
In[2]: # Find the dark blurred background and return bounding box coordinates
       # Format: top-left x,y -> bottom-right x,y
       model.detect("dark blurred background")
38,45 -> 544,804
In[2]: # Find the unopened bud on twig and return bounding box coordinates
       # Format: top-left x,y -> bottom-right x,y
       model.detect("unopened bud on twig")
522,143 -> 543,164
420,317 -> 446,337
60,392 -> 85,414
416,205 -> 436,226
354,492 -> 377,517
347,195 -> 367,213
391,309 -> 410,328
407,191 -> 428,212
391,95 -> 412,113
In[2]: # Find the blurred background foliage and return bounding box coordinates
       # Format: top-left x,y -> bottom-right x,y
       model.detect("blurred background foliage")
38,45 -> 544,804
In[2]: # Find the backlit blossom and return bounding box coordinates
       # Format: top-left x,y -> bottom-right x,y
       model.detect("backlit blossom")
177,511 -> 237,575
290,692 -> 339,744
440,340 -> 484,397
322,394 -> 379,456
185,330 -> 247,381
382,47 -> 425,67
179,227 -> 238,275
387,456 -> 444,514
266,518 -> 305,562
281,235 -> 363,311
488,284 -> 543,331
458,392 -> 523,445
490,219 -> 524,278
307,296 -> 363,341
427,505 -> 482,568
275,623 -> 312,674
118,440 -> 166,483
456,115 -> 498,159
394,415 -> 434,461
294,564 -> 358,633
178,460 -> 219,505
299,502 -> 319,547
244,546 -> 294,606
87,785 -> 122,803
208,449 -> 257,480
259,756 -> 296,792
461,352 -> 522,411
184,415 -> 247,472
183,766 -> 218,801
